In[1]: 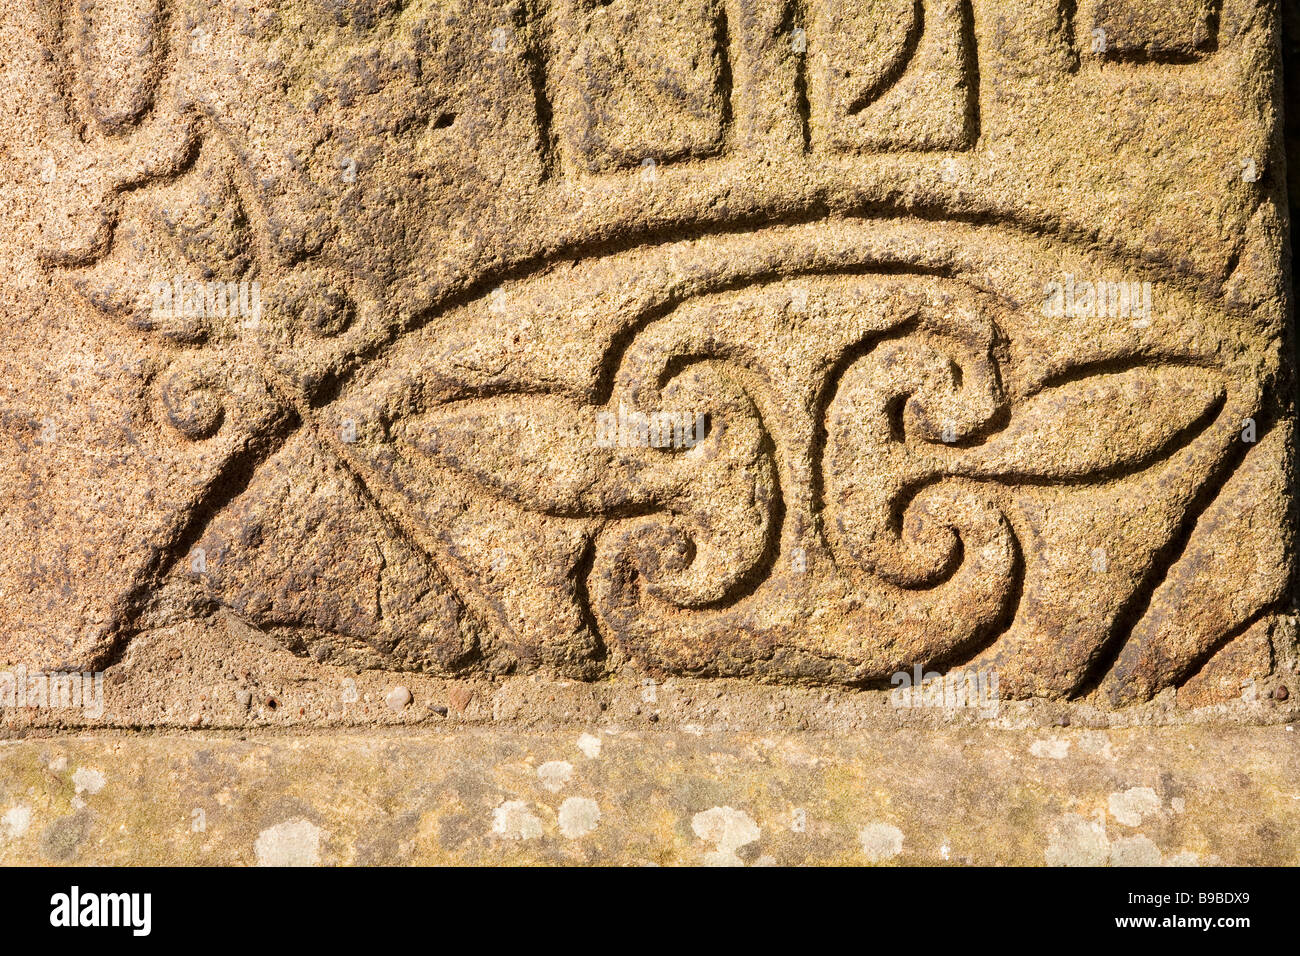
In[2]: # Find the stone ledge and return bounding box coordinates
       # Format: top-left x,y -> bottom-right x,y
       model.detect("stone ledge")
0,725 -> 1295,865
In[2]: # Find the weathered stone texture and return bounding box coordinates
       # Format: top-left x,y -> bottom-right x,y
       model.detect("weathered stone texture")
0,726 -> 1296,864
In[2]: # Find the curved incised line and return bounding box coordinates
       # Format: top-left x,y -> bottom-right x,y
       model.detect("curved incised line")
598,357 -> 787,613
316,205 -> 1248,409
846,0 -> 925,116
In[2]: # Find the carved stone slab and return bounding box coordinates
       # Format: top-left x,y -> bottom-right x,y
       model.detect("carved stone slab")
0,0 -> 1294,723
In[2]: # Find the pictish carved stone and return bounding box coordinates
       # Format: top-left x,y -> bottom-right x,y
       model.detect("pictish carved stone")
2,0 -> 1294,718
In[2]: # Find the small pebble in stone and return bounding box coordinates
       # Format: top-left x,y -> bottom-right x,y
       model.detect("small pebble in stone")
386,686 -> 412,711
431,704 -> 449,716
447,686 -> 474,712
236,689 -> 252,710
312,644 -> 333,663
1054,715 -> 1071,727
1275,686 -> 1290,701
648,712 -> 659,723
